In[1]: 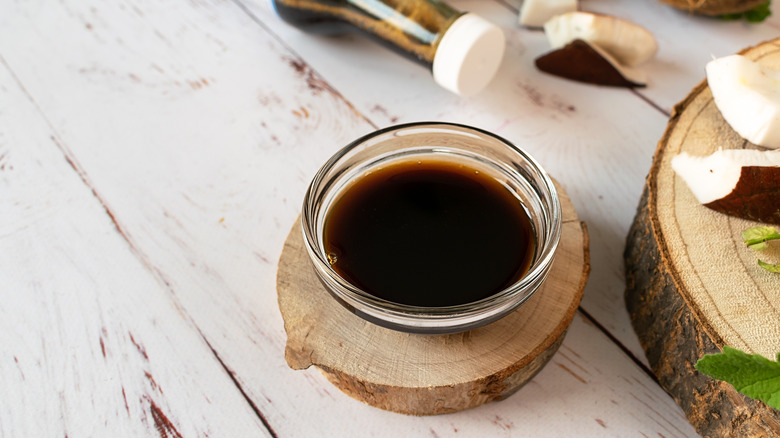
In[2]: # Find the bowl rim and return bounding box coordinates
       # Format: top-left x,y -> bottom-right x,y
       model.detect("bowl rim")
301,121 -> 562,333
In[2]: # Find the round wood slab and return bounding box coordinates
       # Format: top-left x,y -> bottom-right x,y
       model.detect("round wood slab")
277,181 -> 589,415
625,39 -> 780,436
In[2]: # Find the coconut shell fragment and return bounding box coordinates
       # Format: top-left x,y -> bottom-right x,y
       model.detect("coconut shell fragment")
706,55 -> 780,149
544,12 -> 658,67
704,166 -> 780,224
671,149 -> 780,225
535,39 -> 646,88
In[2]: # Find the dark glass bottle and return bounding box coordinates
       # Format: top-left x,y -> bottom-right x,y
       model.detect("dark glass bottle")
269,0 -> 505,96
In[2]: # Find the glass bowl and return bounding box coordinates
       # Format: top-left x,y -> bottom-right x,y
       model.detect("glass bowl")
301,122 -> 561,334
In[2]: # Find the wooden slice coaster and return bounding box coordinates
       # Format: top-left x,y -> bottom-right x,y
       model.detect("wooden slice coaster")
277,181 -> 589,415
625,38 -> 780,436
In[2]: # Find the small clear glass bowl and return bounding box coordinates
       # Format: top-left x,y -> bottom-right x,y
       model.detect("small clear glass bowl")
301,122 -> 561,334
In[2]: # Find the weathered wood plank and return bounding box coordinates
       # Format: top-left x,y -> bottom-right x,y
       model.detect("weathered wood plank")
0,58 -> 272,437
0,0 -> 699,436
242,0 -> 780,363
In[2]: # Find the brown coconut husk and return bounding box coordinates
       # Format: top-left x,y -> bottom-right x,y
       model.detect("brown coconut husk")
535,40 -> 647,88
704,165 -> 780,225
657,0 -> 767,15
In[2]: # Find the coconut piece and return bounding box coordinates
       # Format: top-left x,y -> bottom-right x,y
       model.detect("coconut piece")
544,12 -> 658,67
706,55 -> 780,149
671,148 -> 780,224
656,0 -> 767,16
535,39 -> 647,87
519,0 -> 578,28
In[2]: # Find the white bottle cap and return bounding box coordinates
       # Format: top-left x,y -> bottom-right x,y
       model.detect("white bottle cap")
432,13 -> 506,96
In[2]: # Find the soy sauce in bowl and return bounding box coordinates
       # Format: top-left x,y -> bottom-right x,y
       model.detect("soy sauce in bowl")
323,158 -> 535,308
301,122 -> 561,334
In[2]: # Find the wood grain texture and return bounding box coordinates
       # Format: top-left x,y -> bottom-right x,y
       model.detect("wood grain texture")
277,182 -> 588,415
626,189 -> 780,437
0,51 -> 272,438
625,38 -> 780,436
0,0 -> 708,435
244,0 -> 780,363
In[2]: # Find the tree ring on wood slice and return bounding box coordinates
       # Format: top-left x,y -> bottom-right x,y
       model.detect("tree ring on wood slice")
277,179 -> 589,415
625,38 -> 780,436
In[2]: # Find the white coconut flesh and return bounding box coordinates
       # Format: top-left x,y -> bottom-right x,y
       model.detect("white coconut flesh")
543,12 -> 658,67
706,55 -> 780,149
671,148 -> 780,204
519,0 -> 577,28
587,41 -> 647,85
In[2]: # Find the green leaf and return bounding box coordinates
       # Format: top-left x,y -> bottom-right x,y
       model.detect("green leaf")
749,241 -> 769,251
695,346 -> 780,410
742,227 -> 780,273
742,226 -> 780,250
745,1 -> 773,22
758,259 -> 780,273
720,1 -> 773,22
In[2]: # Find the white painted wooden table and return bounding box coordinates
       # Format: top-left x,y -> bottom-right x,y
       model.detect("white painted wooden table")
2,0 -> 778,436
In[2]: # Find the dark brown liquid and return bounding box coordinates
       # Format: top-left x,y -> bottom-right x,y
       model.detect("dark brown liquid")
323,159 -> 536,307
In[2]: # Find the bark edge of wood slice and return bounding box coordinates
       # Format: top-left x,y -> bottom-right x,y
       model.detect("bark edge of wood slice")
625,38 -> 780,436
277,180 -> 589,415
656,0 -> 767,15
